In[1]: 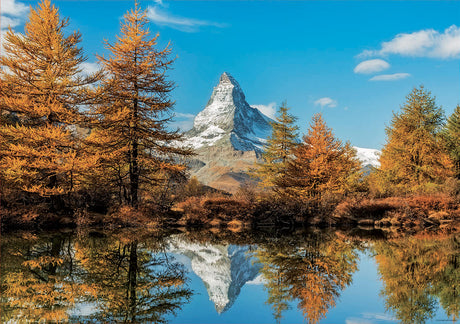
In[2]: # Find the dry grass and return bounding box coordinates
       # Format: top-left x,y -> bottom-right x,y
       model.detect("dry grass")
334,194 -> 459,229
174,193 -> 253,226
104,205 -> 160,228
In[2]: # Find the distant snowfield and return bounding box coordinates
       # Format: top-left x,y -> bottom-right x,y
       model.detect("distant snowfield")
353,146 -> 381,168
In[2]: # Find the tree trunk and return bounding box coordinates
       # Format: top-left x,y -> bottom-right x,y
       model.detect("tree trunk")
130,140 -> 139,207
127,241 -> 138,321
130,52 -> 139,208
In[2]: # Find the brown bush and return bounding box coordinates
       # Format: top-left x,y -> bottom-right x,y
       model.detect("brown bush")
175,197 -> 209,225
335,194 -> 458,227
233,183 -> 258,204
334,197 -> 398,219
105,205 -> 159,227
175,194 -> 253,225
405,194 -> 456,211
251,194 -> 310,225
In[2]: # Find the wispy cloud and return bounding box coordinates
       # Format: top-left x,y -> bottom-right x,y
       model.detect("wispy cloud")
1,0 -> 29,52
252,102 -> 276,119
358,25 -> 460,59
361,312 -> 396,322
354,59 -> 390,74
146,5 -> 225,32
1,16 -> 21,29
370,73 -> 411,81
171,112 -> 195,131
80,62 -> 100,76
345,319 -> 374,324
1,0 -> 29,17
314,97 -> 337,108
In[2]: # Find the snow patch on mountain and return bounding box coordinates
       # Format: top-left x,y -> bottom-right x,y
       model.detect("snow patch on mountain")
354,146 -> 381,168
183,72 -> 273,152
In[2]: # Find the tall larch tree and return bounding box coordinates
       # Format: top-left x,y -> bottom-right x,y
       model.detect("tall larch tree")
255,102 -> 299,191
0,0 -> 99,203
378,87 -> 453,193
443,105 -> 460,178
282,113 -> 359,201
87,2 -> 191,207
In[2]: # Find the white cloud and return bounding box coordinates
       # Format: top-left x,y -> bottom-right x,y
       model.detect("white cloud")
1,0 -> 29,52
1,0 -> 29,17
175,112 -> 195,119
171,112 -> 195,131
80,62 -> 100,76
358,25 -> 460,59
252,102 -> 276,119
345,320 -> 374,324
354,59 -> 390,74
147,6 -> 224,32
1,16 -> 21,29
314,97 -> 337,108
370,73 -> 411,81
361,312 -> 396,322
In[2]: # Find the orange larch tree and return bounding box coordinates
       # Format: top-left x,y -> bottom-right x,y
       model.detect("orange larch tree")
0,0 -> 99,205
87,2 -> 191,207
378,86 -> 453,194
282,113 -> 359,202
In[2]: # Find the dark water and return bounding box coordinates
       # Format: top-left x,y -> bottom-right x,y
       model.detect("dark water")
1,228 -> 459,323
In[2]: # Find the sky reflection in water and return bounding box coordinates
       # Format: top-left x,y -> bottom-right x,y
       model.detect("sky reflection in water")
1,229 -> 458,324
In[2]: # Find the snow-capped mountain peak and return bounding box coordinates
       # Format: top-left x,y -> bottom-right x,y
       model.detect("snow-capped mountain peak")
184,72 -> 273,152
180,72 -> 381,192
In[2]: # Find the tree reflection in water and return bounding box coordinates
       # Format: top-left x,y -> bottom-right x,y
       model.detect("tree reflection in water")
254,232 -> 360,324
0,230 -> 192,323
0,228 -> 459,324
374,233 -> 460,324
1,232 -> 97,322
75,232 -> 192,323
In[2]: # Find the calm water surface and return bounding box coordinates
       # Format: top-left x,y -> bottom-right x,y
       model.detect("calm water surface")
1,228 -> 458,323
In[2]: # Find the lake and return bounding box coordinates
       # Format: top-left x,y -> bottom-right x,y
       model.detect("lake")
1,227 -> 458,323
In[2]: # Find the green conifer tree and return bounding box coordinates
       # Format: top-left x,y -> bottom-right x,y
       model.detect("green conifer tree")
255,102 -> 299,191
444,105 -> 460,178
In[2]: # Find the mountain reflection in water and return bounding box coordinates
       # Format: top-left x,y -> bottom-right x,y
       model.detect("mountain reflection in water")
1,228 -> 458,324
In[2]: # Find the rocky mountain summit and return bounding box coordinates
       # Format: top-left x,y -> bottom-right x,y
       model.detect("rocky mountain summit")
182,72 -> 381,192
185,72 -> 273,152
182,72 -> 273,192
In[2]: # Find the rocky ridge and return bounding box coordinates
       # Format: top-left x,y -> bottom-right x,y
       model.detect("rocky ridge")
181,73 -> 381,192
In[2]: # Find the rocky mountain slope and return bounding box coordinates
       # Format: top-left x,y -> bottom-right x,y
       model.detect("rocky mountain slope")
181,72 -> 273,192
181,72 -> 380,192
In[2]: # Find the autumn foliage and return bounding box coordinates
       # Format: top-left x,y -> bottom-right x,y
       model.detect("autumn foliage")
375,87 -> 454,195
0,0 -> 99,202
281,113 -> 359,201
1,0 -> 459,229
0,0 -> 189,221
86,3 -> 191,207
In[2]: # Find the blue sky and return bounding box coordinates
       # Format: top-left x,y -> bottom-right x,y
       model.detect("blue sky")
2,0 -> 459,149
